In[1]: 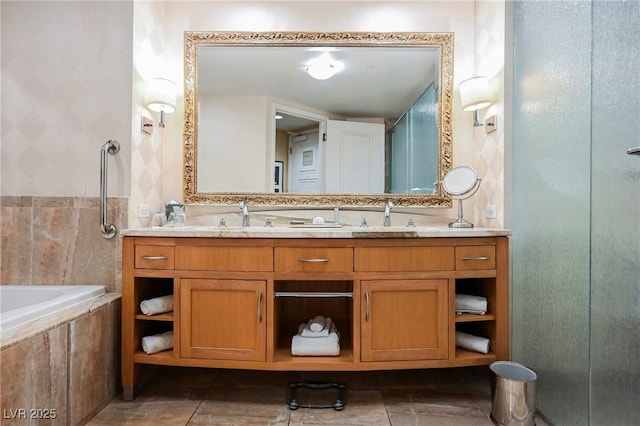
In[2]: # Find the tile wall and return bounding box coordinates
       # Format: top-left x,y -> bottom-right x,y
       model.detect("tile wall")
0,1 -> 133,199
0,196 -> 127,292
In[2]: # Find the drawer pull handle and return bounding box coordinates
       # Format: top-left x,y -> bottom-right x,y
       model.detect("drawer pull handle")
257,292 -> 263,322
298,258 -> 330,263
462,256 -> 490,261
142,255 -> 169,261
365,291 -> 370,322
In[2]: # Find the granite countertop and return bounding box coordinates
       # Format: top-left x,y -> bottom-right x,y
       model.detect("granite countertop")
121,225 -> 511,239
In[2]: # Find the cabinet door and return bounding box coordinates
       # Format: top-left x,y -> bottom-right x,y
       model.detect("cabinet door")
181,279 -> 266,361
361,279 -> 448,362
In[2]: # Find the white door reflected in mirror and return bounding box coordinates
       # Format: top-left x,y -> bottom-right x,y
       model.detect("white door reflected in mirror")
442,166 -> 481,228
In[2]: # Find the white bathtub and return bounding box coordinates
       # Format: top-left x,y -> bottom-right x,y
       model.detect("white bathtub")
0,285 -> 107,331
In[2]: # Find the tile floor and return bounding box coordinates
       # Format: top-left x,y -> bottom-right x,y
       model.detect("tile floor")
89,366 -> 548,425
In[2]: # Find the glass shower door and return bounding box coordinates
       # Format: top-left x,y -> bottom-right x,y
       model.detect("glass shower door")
388,84 -> 438,194
512,1 -> 640,423
589,1 -> 640,424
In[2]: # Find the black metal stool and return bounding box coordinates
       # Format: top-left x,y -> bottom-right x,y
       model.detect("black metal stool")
287,380 -> 347,411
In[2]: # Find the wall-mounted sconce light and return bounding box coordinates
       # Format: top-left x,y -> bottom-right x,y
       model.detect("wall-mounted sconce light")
459,76 -> 497,134
306,53 -> 344,80
141,78 -> 177,135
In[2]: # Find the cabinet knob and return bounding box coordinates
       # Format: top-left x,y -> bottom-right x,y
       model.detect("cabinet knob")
461,256 -> 489,261
298,258 -> 330,263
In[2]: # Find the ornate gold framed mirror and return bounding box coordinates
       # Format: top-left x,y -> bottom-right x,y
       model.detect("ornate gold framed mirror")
184,31 -> 453,207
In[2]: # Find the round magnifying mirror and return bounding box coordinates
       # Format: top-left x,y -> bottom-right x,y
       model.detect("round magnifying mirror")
442,166 -> 478,196
442,166 -> 481,228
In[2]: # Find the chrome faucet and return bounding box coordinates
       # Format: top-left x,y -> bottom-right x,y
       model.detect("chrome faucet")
383,201 -> 394,227
239,200 -> 250,227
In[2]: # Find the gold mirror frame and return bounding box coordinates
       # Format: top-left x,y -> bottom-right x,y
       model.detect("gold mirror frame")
184,31 -> 453,207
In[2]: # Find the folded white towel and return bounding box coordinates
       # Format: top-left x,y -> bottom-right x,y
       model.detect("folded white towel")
456,309 -> 487,315
142,330 -> 173,354
291,322 -> 340,356
140,295 -> 174,316
301,317 -> 333,337
455,331 -> 490,354
455,294 -> 487,314
308,315 -> 326,332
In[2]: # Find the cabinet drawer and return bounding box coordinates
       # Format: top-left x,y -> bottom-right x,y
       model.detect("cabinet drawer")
135,245 -> 175,270
175,246 -> 273,271
355,246 -> 454,272
455,246 -> 495,270
275,247 -> 353,272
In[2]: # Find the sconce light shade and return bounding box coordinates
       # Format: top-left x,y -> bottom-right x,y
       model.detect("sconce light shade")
146,78 -> 177,113
459,76 -> 491,111
142,78 -> 177,135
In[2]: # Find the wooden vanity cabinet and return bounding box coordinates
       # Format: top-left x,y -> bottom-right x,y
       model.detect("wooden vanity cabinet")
121,235 -> 509,400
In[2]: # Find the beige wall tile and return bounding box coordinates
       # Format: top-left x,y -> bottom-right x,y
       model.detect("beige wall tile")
0,205 -> 33,284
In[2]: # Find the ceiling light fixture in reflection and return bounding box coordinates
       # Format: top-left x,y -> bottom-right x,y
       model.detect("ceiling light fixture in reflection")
306,53 -> 344,80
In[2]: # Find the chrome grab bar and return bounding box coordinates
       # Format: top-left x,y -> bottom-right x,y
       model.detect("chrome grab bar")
100,139 -> 120,239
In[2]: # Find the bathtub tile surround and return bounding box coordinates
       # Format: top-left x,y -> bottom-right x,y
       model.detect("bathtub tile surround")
0,196 -> 127,292
1,326 -> 68,425
68,303 -> 121,425
0,296 -> 120,426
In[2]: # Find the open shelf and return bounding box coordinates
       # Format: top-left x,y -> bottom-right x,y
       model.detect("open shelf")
454,348 -> 496,363
134,277 -> 174,316
274,348 -> 354,364
274,279 -> 353,364
135,312 -> 174,321
455,313 -> 495,322
455,278 -> 495,311
133,349 -> 175,364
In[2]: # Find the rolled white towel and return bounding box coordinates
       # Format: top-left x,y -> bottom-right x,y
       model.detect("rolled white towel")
292,322 -> 340,356
301,318 -> 333,337
141,330 -> 173,354
140,295 -> 174,316
455,331 -> 490,354
308,315 -> 326,332
455,294 -> 487,314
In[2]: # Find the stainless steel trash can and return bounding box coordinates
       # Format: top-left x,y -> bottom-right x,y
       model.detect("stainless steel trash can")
490,361 -> 537,426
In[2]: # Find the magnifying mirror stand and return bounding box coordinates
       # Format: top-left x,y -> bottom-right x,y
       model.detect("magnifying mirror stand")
448,178 -> 481,228
450,197 -> 474,228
